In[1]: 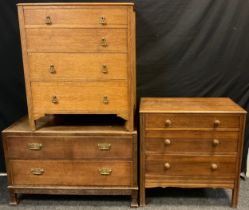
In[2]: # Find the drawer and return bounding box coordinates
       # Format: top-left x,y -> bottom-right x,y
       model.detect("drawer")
5,136 -> 132,160
145,137 -> 238,154
10,160 -> 132,186
29,53 -> 127,81
145,114 -> 240,129
26,28 -> 127,53
145,155 -> 236,178
31,81 -> 128,119
145,130 -> 240,139
24,7 -> 128,27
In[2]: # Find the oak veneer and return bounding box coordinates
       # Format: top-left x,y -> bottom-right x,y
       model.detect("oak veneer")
139,98 -> 246,208
17,2 -> 136,131
2,116 -> 138,207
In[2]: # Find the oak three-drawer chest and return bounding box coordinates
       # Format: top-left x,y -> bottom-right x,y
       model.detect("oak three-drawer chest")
139,98 -> 246,208
17,2 -> 136,131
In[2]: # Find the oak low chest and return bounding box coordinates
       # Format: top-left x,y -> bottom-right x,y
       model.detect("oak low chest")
139,98 -> 246,208
2,116 -> 138,207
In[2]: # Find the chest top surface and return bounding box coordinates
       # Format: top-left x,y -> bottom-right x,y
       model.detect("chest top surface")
140,98 -> 246,114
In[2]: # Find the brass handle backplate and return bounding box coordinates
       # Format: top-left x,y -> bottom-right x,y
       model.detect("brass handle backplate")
164,139 -> 171,145
101,65 -> 108,74
31,168 -> 44,175
211,163 -> 218,171
101,37 -> 108,47
98,143 -> 111,151
49,64 -> 56,74
214,119 -> 221,128
164,162 -> 171,169
28,143 -> 42,151
99,16 -> 106,25
213,139 -> 220,146
99,168 -> 112,175
51,96 -> 58,104
103,96 -> 109,104
165,119 -> 172,127
45,16 -> 52,25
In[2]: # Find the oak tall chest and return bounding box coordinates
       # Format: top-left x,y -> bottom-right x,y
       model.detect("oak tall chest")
17,2 -> 136,131
2,116 -> 138,207
139,98 -> 246,208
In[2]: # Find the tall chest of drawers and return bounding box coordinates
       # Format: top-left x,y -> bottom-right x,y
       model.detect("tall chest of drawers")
2,116 -> 138,207
139,98 -> 246,208
17,3 -> 136,131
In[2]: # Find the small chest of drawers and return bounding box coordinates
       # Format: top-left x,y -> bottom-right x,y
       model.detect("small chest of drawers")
2,116 -> 138,207
17,2 -> 136,131
139,98 -> 246,208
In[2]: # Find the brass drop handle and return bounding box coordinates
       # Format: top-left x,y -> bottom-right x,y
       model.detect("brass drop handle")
214,120 -> 221,128
211,163 -> 218,171
165,119 -> 172,127
99,168 -> 112,176
164,139 -> 171,145
103,96 -> 109,104
28,143 -> 42,151
212,139 -> 220,146
164,162 -> 171,169
45,16 -> 52,25
99,16 -> 106,25
101,65 -> 108,74
49,64 -> 56,74
101,37 -> 108,47
51,96 -> 58,104
98,143 -> 111,151
31,168 -> 44,175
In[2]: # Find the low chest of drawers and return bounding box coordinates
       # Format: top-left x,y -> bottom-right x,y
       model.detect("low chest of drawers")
139,98 -> 246,208
2,116 -> 138,207
17,2 -> 136,131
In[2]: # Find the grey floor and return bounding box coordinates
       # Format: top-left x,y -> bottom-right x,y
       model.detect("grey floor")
0,177 -> 248,210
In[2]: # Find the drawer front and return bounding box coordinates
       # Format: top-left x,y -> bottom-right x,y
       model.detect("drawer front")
145,155 -> 236,178
31,81 -> 128,118
26,28 -> 127,52
145,138 -> 238,154
145,114 -> 240,129
29,53 -> 127,81
6,136 -> 132,160
24,7 -> 128,27
145,130 -> 240,139
10,160 -> 132,186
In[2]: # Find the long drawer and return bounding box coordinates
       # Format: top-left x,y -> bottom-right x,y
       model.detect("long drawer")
10,160 -> 132,186
5,136 -> 132,160
145,114 -> 240,129
29,53 -> 127,81
26,28 -> 127,52
145,137 -> 238,154
23,7 -> 128,27
145,154 -> 236,178
31,81 -> 128,118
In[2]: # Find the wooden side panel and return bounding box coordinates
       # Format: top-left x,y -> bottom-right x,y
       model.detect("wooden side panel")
125,6 -> 136,131
17,6 -> 35,129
